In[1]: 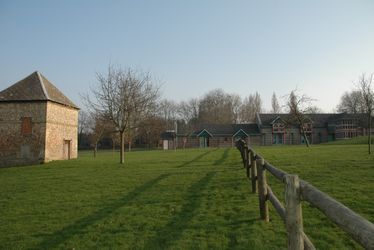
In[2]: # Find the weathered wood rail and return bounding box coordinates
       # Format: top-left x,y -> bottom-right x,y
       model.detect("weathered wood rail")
235,139 -> 374,250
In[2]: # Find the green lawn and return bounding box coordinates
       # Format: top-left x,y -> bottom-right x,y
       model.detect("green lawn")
323,136 -> 374,145
0,145 -> 373,249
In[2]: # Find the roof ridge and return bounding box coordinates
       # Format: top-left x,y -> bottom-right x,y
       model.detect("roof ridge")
36,71 -> 49,100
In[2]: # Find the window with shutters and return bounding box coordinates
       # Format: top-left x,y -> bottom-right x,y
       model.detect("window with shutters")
272,122 -> 285,133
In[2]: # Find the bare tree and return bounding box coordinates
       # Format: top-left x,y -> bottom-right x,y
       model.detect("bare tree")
78,110 -> 89,148
105,121 -> 120,152
88,113 -> 109,157
158,99 -> 178,121
178,98 -> 200,125
138,115 -> 165,149
177,98 -> 200,146
228,94 -> 242,123
306,105 -> 323,114
271,92 -> 281,114
286,90 -> 315,148
109,131 -> 120,152
85,65 -> 160,164
240,92 -> 262,122
158,99 -> 179,130
336,90 -> 365,114
198,89 -> 237,124
357,73 -> 374,154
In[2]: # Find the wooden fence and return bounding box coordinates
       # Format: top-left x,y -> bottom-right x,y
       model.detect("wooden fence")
235,139 -> 374,250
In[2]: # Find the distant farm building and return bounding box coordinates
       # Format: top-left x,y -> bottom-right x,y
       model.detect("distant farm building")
256,113 -> 369,145
170,124 -> 261,149
162,113 -> 370,148
0,71 -> 79,167
161,130 -> 176,150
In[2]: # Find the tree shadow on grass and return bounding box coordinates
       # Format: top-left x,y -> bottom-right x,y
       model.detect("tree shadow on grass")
143,171 -> 216,249
213,148 -> 230,166
37,173 -> 171,249
177,148 -> 218,168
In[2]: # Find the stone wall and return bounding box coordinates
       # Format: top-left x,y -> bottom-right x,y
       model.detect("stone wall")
45,102 -> 78,162
0,102 -> 47,167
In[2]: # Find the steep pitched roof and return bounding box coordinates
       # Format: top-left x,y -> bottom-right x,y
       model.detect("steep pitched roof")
0,71 -> 79,109
232,129 -> 249,138
197,129 -> 214,137
192,123 -> 260,136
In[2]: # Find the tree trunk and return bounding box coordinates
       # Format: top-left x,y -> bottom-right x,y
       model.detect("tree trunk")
94,143 -> 97,158
369,114 -> 372,155
120,131 -> 125,164
296,115 -> 310,148
78,133 -> 83,149
302,130 -> 310,148
298,119 -> 309,148
112,138 -> 115,152
128,139 -> 132,152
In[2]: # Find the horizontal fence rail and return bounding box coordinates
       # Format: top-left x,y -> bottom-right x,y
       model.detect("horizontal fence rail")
235,139 -> 374,250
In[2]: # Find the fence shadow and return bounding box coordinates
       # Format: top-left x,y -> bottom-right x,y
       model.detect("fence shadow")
177,148 -> 217,168
36,173 -> 170,249
143,171 -> 216,248
213,148 -> 230,165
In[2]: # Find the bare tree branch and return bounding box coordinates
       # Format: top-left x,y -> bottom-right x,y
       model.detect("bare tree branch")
84,65 -> 160,164
356,73 -> 374,154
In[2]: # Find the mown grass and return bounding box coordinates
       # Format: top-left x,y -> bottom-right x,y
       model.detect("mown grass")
0,145 -> 372,249
325,135 -> 374,145
256,144 -> 374,249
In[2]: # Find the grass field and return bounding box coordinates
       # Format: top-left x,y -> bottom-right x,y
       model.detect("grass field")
0,145 -> 373,249
324,135 -> 374,145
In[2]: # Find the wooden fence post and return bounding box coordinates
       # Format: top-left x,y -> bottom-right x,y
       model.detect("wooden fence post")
256,158 -> 269,221
240,143 -> 245,167
250,151 -> 257,193
285,174 -> 304,250
244,146 -> 249,176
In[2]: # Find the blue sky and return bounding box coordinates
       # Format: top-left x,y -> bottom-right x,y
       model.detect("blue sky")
1,0 -> 373,112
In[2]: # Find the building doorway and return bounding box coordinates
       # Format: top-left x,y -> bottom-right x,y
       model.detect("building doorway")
63,140 -> 71,160
272,133 -> 284,145
199,137 -> 210,148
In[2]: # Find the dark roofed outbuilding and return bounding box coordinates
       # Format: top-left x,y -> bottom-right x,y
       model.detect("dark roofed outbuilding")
161,131 -> 176,140
192,123 -> 260,137
163,123 -> 262,149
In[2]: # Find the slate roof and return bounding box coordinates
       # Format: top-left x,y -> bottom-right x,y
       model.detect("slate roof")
161,131 -> 176,140
191,123 -> 260,137
257,113 -> 367,128
0,71 -> 79,109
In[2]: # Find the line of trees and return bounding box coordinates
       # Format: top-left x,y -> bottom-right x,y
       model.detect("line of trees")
80,65 -> 373,163
79,65 -> 274,164
336,74 -> 373,154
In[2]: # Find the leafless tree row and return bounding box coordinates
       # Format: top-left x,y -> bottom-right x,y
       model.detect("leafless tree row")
336,73 -> 373,154
80,64 -> 373,163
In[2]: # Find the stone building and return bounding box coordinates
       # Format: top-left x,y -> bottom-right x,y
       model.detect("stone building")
0,71 -> 79,167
